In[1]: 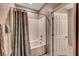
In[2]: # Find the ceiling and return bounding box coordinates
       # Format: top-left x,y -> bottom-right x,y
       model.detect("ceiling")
63,3 -> 74,10
16,3 -> 61,15
16,3 -> 45,11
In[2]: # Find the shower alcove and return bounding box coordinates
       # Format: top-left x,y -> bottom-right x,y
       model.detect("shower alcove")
28,12 -> 47,56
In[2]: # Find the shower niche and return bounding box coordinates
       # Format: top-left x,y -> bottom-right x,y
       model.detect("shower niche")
28,12 -> 47,56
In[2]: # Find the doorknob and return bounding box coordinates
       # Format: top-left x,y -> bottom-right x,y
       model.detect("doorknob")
65,36 -> 68,38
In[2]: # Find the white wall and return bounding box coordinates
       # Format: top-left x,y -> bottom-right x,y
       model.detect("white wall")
28,19 -> 39,41
0,3 -> 15,24
28,12 -> 39,42
68,7 -> 76,55
0,3 -> 15,56
46,12 -> 53,56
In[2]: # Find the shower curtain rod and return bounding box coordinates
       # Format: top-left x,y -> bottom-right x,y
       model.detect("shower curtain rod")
10,7 -> 50,23
10,7 -> 47,17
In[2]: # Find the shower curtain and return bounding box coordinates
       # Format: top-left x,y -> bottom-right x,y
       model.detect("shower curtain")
11,8 -> 31,56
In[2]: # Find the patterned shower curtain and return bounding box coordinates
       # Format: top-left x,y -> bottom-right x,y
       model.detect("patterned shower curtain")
12,8 -> 31,56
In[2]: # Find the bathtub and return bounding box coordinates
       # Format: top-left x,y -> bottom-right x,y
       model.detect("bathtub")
30,40 -> 46,56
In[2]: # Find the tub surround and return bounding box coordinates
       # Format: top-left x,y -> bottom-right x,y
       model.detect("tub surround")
30,40 -> 46,56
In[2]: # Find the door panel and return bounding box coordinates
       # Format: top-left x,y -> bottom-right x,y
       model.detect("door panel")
54,13 -> 68,56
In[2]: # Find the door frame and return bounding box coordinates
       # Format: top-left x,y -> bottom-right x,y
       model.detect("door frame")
76,3 -> 79,56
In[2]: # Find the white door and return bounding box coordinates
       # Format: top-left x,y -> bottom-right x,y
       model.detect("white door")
54,13 -> 68,56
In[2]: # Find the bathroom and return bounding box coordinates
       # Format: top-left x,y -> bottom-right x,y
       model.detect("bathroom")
0,3 -> 76,56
